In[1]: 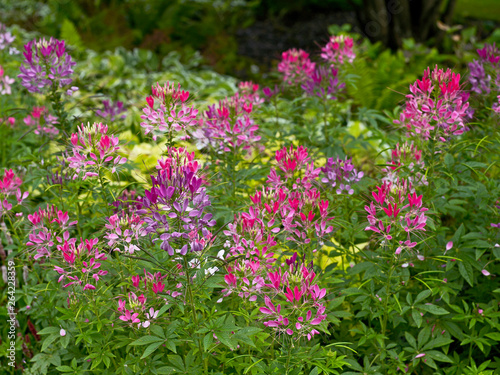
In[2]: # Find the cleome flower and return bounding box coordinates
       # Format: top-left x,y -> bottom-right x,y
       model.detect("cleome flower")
137,147 -> 216,256
66,122 -> 127,180
278,48 -> 316,86
321,156 -> 363,195
320,35 -> 355,66
140,81 -> 198,142
193,92 -> 262,155
381,142 -> 427,188
0,65 -> 15,95
25,205 -> 77,259
18,37 -> 76,93
365,178 -> 429,264
96,100 -> 127,122
23,106 -> 59,137
394,65 -> 470,142
0,169 -> 29,219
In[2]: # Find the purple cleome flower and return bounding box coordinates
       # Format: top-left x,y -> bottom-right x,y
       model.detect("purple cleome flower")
18,37 -> 76,93
137,150 -> 216,256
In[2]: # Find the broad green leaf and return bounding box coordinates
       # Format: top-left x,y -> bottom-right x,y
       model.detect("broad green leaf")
418,304 -> 449,315
141,341 -> 163,359
129,335 -> 164,346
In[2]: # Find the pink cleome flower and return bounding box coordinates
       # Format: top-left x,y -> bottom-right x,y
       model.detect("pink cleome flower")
394,65 -> 470,142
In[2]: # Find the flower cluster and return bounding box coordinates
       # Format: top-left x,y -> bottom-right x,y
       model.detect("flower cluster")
104,212 -> 146,254
23,106 -> 59,137
0,169 -> 29,218
96,100 -> 127,122
238,81 -> 264,107
468,43 -> 500,115
117,276 -> 168,328
320,35 -> 355,65
224,251 -> 328,340
0,117 -> 15,127
321,156 -> 363,194
54,238 -> 108,292
469,60 -> 492,95
193,92 -> 262,154
140,81 -> 198,141
137,147 -> 216,256
381,142 -> 427,187
0,65 -> 14,95
301,66 -> 345,100
394,65 -> 470,142
18,37 -> 76,93
222,145 -> 334,314
278,48 -> 316,86
66,122 -> 127,180
25,205 -> 77,260
365,179 -> 429,265
0,23 -> 16,53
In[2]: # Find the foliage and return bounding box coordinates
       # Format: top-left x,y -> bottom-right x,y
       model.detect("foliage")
0,20 -> 500,375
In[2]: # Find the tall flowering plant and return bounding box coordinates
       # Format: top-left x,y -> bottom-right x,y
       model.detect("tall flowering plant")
221,145 -> 336,366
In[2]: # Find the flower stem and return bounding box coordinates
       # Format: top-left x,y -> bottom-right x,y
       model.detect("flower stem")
183,256 -> 208,373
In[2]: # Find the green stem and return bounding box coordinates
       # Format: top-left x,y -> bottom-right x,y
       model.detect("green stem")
182,256 -> 208,373
285,345 -> 292,374
380,265 -> 395,355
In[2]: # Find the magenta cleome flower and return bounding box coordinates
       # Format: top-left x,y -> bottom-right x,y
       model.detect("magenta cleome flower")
18,37 -> 76,93
66,122 -> 127,180
193,93 -> 262,154
23,106 -> 59,137
278,48 -> 316,86
140,81 -> 198,141
320,35 -> 355,66
394,65 -> 470,142
0,169 -> 29,219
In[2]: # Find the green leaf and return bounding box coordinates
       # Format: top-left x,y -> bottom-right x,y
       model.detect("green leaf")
405,332 -> 417,348
415,290 -> 432,304
41,334 -> 59,352
60,19 -> 83,49
444,154 -> 454,168
486,332 -> 500,341
418,304 -> 449,315
150,325 -> 165,338
156,304 -> 171,318
141,341 -> 163,359
203,333 -> 214,352
412,309 -> 423,328
426,350 -> 453,363
157,366 -> 176,374
129,335 -> 164,346
55,366 -> 73,372
165,339 -> 177,353
38,327 -> 60,335
458,261 -> 474,287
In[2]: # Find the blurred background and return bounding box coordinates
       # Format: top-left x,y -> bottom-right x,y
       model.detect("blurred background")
1,0 -> 499,78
